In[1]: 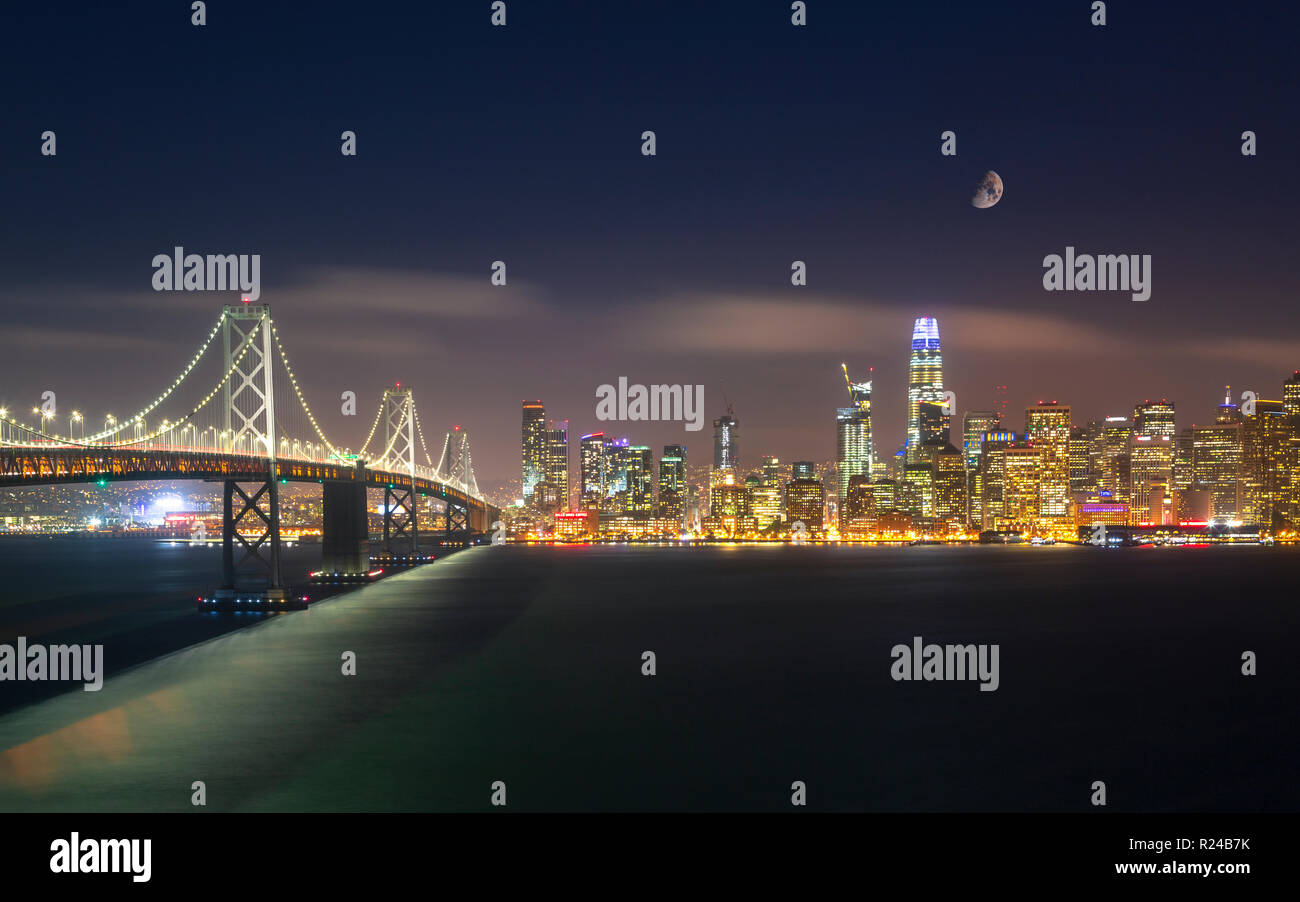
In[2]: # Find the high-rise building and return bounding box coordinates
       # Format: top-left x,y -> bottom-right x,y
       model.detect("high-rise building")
1129,400 -> 1174,525
785,474 -> 825,531
1284,371 -> 1300,423
842,474 -> 875,531
603,436 -> 632,513
626,445 -> 654,517
930,442 -> 968,524
1193,392 -> 1242,522
545,419 -> 569,510
962,410 -> 999,472
1068,425 -> 1092,495
904,462 -> 935,519
579,432 -> 606,508
918,400 -> 950,447
713,413 -> 739,471
1093,416 -> 1132,504
521,400 -> 547,505
1001,441 -> 1043,532
905,317 -> 944,463
1025,402 -> 1071,521
1240,399 -> 1291,529
791,460 -> 816,480
1172,427 -> 1195,492
657,444 -> 687,521
1215,386 -> 1242,425
836,364 -> 874,501
752,455 -> 783,527
1134,399 -> 1177,438
708,467 -> 749,530
976,431 -> 1018,530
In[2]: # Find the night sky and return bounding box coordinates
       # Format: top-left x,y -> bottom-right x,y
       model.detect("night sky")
2,1 -> 1297,489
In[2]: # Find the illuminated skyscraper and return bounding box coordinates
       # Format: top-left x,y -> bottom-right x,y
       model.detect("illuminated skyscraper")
1134,399 -> 1177,438
657,444 -> 687,521
604,436 -> 631,513
752,455 -> 783,527
906,317 -> 944,463
785,473 -> 824,531
836,364 -> 874,501
713,413 -> 739,470
1002,441 -> 1043,532
521,400 -> 547,505
1241,399 -> 1291,529
1173,427 -> 1195,492
1025,402 -> 1071,521
918,400 -> 950,447
1193,392 -> 1242,522
842,474 -> 875,531
579,432 -> 606,507
1129,400 -> 1174,524
545,419 -> 569,510
1284,371 -> 1300,423
962,410 -> 999,472
626,445 -> 654,518
976,431 -> 1018,530
1068,425 -> 1092,495
931,442 -> 968,524
1093,416 -> 1132,504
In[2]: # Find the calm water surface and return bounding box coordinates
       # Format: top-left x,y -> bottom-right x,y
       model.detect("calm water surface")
0,543 -> 1294,811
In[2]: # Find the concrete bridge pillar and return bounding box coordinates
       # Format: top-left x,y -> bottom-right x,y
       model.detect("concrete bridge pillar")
322,481 -> 369,575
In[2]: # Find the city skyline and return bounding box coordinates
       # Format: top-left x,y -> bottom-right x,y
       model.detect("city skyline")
507,312 -> 1300,505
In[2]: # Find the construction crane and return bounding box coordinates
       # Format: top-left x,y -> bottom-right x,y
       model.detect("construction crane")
841,363 -> 872,410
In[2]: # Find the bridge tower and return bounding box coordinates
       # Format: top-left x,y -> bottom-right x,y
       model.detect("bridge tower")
216,304 -> 284,601
439,427 -> 474,542
377,386 -> 420,556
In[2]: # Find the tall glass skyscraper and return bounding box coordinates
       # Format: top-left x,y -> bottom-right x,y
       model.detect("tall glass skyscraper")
836,364 -> 873,501
1025,402 -> 1071,521
658,444 -> 687,520
906,317 -> 944,463
545,419 -> 569,511
579,432 -> 606,507
713,413 -> 739,470
521,400 -> 547,505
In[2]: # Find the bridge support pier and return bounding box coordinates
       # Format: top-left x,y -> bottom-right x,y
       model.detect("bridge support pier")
213,467 -> 286,605
322,481 -> 369,576
445,499 -> 469,546
382,478 -> 419,557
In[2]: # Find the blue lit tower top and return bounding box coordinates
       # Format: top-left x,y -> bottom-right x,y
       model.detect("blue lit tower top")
906,317 -> 944,462
912,316 -> 940,350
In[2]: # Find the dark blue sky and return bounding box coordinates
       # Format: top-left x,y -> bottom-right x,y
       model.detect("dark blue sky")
2,1 -> 1297,486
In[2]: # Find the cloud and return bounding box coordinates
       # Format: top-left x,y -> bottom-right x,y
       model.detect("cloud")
622,292 -> 1135,356
264,266 -> 546,320
0,326 -> 168,353
618,291 -> 1298,367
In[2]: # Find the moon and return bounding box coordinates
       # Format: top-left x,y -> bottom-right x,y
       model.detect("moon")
971,170 -> 1003,208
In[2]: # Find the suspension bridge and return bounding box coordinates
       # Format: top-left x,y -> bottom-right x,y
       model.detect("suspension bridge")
0,303 -> 499,607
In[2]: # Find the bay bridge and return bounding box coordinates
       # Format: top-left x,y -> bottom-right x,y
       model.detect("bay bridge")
0,304 -> 499,607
